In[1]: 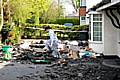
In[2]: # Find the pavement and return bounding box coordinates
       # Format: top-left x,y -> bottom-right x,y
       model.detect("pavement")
0,58 -> 120,80
0,62 -> 48,80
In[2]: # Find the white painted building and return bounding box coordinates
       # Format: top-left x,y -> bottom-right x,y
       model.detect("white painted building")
88,0 -> 120,56
88,11 -> 103,53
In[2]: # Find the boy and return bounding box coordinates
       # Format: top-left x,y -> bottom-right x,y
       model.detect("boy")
44,26 -> 61,58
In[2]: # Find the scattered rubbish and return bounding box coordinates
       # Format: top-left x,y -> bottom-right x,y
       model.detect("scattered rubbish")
5,63 -> 14,66
17,58 -> 120,80
0,41 -> 119,80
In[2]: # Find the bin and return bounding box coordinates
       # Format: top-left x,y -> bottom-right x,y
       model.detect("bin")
2,46 -> 12,60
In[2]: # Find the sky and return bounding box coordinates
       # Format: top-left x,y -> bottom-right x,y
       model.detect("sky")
86,0 -> 102,9
64,0 -> 102,14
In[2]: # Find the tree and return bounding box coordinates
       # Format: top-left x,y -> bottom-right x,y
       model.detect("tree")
63,0 -> 80,13
0,0 -> 11,31
41,1 -> 64,23
71,0 -> 80,13
0,0 -> 3,31
9,0 -> 52,24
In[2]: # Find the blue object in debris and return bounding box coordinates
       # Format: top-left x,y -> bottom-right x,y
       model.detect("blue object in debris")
82,51 -> 92,58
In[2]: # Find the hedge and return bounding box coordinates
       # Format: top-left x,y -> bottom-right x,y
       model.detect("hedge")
1,23 -> 88,44
23,23 -> 88,31
21,24 -> 89,40
50,18 -> 79,25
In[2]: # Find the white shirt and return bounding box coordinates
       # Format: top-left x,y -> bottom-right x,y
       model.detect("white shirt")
48,30 -> 58,46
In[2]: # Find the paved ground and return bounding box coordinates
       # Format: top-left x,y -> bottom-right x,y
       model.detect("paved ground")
0,63 -> 48,80
0,59 -> 120,80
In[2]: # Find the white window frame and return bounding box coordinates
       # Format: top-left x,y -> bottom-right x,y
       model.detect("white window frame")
89,12 -> 103,43
81,16 -> 86,21
89,14 -> 91,40
93,22 -> 102,41
93,14 -> 102,21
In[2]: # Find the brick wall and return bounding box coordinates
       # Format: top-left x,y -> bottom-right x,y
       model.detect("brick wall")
79,7 -> 86,16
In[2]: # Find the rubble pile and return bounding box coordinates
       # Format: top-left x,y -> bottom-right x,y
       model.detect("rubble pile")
1,41 -> 120,80
12,50 -> 33,64
43,64 -> 120,80
17,58 -> 120,80
12,48 -> 54,64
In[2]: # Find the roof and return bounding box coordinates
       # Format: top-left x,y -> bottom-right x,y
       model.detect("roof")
89,0 -> 120,11
88,11 -> 102,15
97,0 -> 120,11
95,0 -> 111,9
87,0 -> 111,12
88,0 -> 110,11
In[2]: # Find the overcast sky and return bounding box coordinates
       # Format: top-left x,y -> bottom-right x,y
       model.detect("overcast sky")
64,0 -> 102,14
87,0 -> 102,9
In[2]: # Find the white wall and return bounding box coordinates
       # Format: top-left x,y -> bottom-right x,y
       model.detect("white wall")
103,10 -> 118,55
89,41 -> 104,53
80,17 -> 86,25
116,10 -> 120,56
117,30 -> 120,56
80,20 -> 86,25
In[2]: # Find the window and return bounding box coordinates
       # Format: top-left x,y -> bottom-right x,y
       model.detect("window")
80,0 -> 86,6
81,16 -> 86,21
93,22 -> 102,41
93,14 -> 102,21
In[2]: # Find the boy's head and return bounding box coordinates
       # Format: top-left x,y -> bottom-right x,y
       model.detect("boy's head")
43,25 -> 51,31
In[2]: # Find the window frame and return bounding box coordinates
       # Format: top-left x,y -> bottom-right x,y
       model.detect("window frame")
93,21 -> 102,41
81,16 -> 86,21
93,14 -> 102,21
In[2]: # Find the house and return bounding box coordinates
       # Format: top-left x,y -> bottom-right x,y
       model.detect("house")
79,0 -> 86,25
88,0 -> 120,56
65,0 -> 87,26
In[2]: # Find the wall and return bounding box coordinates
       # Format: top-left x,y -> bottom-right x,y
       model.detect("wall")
116,11 -> 120,56
117,29 -> 120,56
80,17 -> 86,25
79,0 -> 86,25
89,41 -> 104,53
79,7 -> 86,16
103,10 -> 118,55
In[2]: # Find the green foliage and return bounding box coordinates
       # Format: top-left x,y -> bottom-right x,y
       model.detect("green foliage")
9,26 -> 23,44
21,24 -> 88,40
9,0 -> 64,24
40,1 -> 64,24
65,0 -> 80,12
9,0 -> 52,24
2,23 -> 11,30
23,23 -> 88,30
50,18 -> 79,25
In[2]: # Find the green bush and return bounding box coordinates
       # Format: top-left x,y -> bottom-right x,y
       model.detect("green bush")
50,18 -> 79,25
22,23 -> 88,31
21,23 -> 88,40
